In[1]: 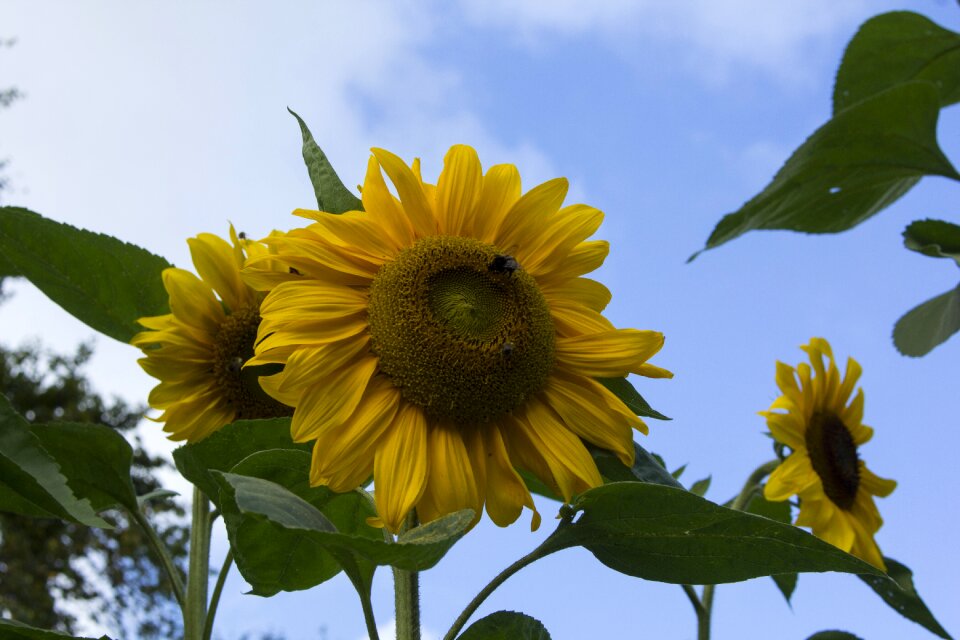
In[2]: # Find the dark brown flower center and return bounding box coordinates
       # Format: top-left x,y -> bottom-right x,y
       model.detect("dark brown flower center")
805,411 -> 860,510
213,305 -> 292,420
367,235 -> 555,425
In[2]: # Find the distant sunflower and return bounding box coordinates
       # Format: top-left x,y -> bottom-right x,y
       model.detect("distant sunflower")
132,226 -> 291,442
246,145 -> 671,533
762,338 -> 896,569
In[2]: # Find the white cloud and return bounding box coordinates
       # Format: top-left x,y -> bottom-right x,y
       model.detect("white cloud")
359,619 -> 440,640
457,0 -> 869,85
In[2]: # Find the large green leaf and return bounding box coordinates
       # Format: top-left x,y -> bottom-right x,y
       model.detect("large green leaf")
31,422 -> 138,512
807,633 -> 863,640
590,442 -> 683,489
859,557 -> 953,639
893,284 -> 960,357
0,207 -> 171,342
172,417 -> 307,504
903,219 -> 960,265
745,493 -> 797,603
596,376 -> 669,420
0,619 -> 112,640
541,482 -> 883,585
695,82 -> 959,258
288,108 -> 364,214
215,471 -> 473,572
216,449 -> 378,596
458,611 -> 551,640
0,394 -> 108,527
834,12 -> 960,112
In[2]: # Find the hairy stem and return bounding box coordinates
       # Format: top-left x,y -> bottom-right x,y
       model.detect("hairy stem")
130,507 -> 186,609
185,487 -> 213,640
395,511 -> 420,640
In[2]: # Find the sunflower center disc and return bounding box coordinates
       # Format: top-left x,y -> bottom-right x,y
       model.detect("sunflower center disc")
213,305 -> 292,420
368,235 -> 555,424
805,411 -> 860,509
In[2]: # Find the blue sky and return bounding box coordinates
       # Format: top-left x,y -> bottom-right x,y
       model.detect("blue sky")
2,1 -> 959,638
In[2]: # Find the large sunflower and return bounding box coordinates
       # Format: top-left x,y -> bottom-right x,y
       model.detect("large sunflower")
132,226 -> 291,442
762,338 -> 896,569
245,145 -> 671,532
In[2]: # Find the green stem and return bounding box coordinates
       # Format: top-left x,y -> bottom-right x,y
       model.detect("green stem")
443,536 -> 560,640
202,550 -> 233,640
681,584 -> 704,617
395,511 -> 421,640
130,507 -> 186,609
361,587 -> 382,640
185,487 -> 213,640
697,460 -> 780,640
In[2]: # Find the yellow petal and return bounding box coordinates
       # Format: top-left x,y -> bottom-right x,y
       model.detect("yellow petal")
539,240 -> 609,281
483,425 -> 540,530
188,233 -> 250,312
361,155 -> 415,248
547,296 -> 614,336
494,177 -> 568,258
436,145 -> 482,236
471,163 -> 521,243
374,403 -> 429,533
521,204 -> 604,277
541,277 -> 611,312
555,329 -> 665,377
372,148 -> 437,238
157,392 -> 235,442
275,336 -> 370,395
763,452 -> 817,501
289,355 -> 378,442
765,412 -> 805,450
416,425 -> 482,525
636,363 -> 674,379
162,268 -> 224,335
859,465 -> 897,498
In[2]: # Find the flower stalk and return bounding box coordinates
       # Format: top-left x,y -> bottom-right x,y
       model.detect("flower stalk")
185,486 -> 213,640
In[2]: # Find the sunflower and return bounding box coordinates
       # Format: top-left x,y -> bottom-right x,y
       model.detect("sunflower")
245,145 -> 671,532
762,338 -> 896,569
132,226 -> 292,442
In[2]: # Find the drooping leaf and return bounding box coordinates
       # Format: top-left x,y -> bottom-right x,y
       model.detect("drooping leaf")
288,108 -> 364,214
215,471 -> 472,572
30,422 -> 138,512
542,482 -> 883,585
0,618 -> 112,640
834,12 -> 960,112
903,219 -> 960,265
136,488 -> 179,508
0,394 -> 108,527
0,207 -> 171,343
172,417 -> 308,504
806,632 -> 863,640
596,376 -> 670,420
694,82 -> 959,259
458,611 -> 551,640
745,493 -> 797,603
893,284 -> 960,357
217,449 -> 379,596
591,442 -> 683,489
859,557 -> 953,639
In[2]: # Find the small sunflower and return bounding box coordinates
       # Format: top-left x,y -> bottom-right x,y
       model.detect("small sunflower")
762,338 -> 896,569
245,145 -> 671,533
132,226 -> 292,442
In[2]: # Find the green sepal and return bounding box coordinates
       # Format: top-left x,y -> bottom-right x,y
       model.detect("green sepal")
172,417 -> 309,506
457,611 -> 551,640
834,12 -> 960,112
903,219 -> 960,266
0,207 -> 171,343
0,618 -> 113,640
688,476 -> 711,497
288,108 -> 364,214
859,556 -> 953,639
541,482 -> 884,585
693,82 -> 959,259
215,449 -> 379,596
892,284 -> 960,357
0,394 -> 109,527
806,633 -> 863,640
596,376 -> 670,420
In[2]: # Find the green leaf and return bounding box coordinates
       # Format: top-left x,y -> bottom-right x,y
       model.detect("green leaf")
596,376 -> 670,420
288,108 -> 364,214
806,632 -> 863,640
216,471 -> 473,572
0,394 -> 108,527
694,82 -> 959,259
893,284 -> 960,356
688,476 -> 711,497
31,422 -> 138,512
458,611 -> 551,640
859,557 -> 953,639
591,442 -> 683,489
745,493 -> 797,602
216,450 -> 379,596
671,463 -> 687,480
0,619 -> 112,639
834,12 -> 960,112
137,488 -> 179,508
903,219 -> 960,265
542,482 -> 883,585
173,417 -> 308,505
0,207 -> 171,343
